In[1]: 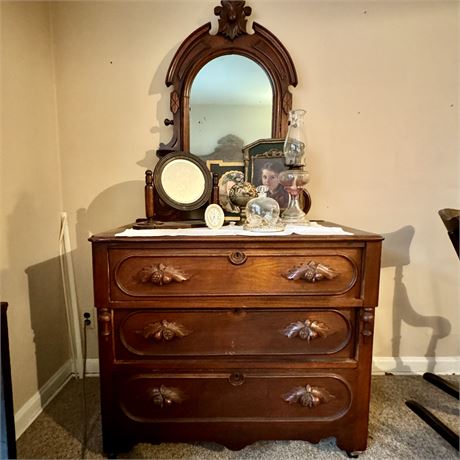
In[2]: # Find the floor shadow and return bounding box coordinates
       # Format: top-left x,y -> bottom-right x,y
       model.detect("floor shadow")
381,225 -> 451,373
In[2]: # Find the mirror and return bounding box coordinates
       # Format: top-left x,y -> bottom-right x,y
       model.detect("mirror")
158,0 -> 298,159
190,55 -> 272,160
154,152 -> 212,211
142,1 -> 299,227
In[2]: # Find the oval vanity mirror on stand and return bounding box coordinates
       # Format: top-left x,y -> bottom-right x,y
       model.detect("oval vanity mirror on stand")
154,152 -> 212,211
134,152 -> 213,229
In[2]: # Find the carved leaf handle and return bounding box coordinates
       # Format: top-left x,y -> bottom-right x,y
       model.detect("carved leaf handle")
149,385 -> 185,408
283,260 -> 337,283
141,320 -> 191,342
282,319 -> 329,341
138,263 -> 190,286
282,384 -> 335,408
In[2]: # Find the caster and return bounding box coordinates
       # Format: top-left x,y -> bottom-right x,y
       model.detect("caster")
346,451 -> 362,458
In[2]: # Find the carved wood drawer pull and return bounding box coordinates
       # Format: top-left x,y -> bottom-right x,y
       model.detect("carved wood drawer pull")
228,372 -> 245,386
282,384 -> 335,408
98,309 -> 112,338
138,263 -> 190,285
361,308 -> 374,337
140,320 -> 191,342
149,385 -> 185,408
282,319 -> 329,341
283,260 -> 337,283
228,251 -> 247,265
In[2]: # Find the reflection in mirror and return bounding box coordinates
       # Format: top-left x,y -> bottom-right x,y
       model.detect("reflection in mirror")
190,55 -> 272,161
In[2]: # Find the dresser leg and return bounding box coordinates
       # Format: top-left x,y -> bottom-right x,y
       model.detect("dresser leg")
336,432 -> 367,457
103,438 -> 132,458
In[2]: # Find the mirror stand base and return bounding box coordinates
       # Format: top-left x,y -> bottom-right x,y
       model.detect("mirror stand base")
133,219 -> 206,229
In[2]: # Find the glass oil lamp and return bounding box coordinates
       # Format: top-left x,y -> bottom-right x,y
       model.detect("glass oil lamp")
278,109 -> 310,224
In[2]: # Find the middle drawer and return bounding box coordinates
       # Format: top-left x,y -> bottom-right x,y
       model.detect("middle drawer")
114,309 -> 355,360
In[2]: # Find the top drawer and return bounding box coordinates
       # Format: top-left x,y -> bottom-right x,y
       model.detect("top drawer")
109,247 -> 361,301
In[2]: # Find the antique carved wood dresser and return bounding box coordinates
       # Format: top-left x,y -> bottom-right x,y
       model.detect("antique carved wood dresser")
90,1 -> 383,456
90,223 -> 382,456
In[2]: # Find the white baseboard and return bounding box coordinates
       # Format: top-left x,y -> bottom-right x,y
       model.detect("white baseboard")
85,358 -> 100,376
372,356 -> 460,375
14,360 -> 74,439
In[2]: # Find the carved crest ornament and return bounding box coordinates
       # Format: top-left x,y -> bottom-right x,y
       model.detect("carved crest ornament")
215,1 -> 252,40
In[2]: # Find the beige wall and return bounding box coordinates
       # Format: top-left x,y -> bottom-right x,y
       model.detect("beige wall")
1,0 -> 458,416
1,2 -> 70,412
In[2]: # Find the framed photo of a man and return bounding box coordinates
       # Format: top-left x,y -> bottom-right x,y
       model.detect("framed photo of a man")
243,138 -> 311,213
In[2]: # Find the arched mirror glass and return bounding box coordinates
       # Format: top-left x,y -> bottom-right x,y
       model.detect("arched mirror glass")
189,55 -> 272,161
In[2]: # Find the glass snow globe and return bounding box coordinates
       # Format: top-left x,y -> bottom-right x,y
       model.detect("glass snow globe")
244,186 -> 285,232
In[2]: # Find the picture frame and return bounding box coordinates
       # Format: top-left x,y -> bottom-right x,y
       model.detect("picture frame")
206,160 -> 245,220
243,138 -> 311,213
206,159 -> 244,178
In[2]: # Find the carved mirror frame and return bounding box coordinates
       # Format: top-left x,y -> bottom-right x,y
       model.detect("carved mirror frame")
158,0 -> 298,156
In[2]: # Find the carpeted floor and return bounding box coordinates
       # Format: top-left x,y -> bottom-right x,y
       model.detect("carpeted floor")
17,375 -> 459,459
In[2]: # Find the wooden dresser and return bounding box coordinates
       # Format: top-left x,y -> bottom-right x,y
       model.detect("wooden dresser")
90,222 -> 382,457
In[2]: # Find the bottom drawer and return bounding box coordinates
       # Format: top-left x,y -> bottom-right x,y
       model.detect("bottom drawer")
117,371 -> 352,423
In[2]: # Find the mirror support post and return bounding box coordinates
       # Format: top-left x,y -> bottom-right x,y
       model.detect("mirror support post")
145,170 -> 155,221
